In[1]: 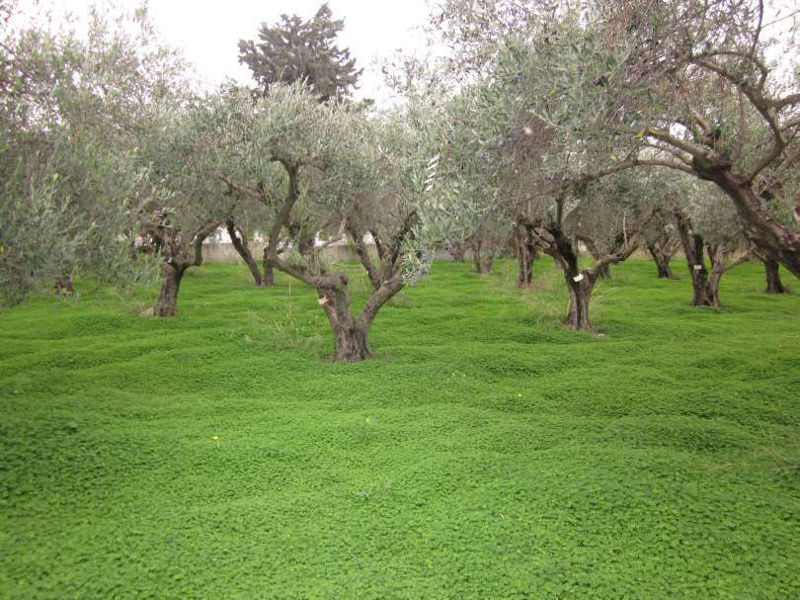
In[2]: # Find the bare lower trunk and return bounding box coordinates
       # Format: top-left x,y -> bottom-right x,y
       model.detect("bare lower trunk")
54,274 -> 76,296
655,260 -> 674,279
689,264 -> 713,306
707,263 -> 723,309
331,321 -> 371,362
675,210 -> 714,306
471,239 -> 494,274
153,264 -> 186,317
226,219 -> 263,286
647,244 -> 676,279
646,238 -> 679,279
448,239 -> 467,263
318,279 -> 371,362
515,225 -> 536,288
262,248 -> 274,287
763,259 -> 787,294
566,275 -> 595,330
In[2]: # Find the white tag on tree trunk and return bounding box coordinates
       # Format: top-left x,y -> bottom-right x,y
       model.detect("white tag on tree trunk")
693,264 -> 703,271
573,273 -> 584,282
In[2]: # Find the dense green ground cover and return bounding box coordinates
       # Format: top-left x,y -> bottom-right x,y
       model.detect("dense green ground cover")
1,258 -> 799,599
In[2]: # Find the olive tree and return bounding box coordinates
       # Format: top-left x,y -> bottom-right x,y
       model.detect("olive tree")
436,0 -> 799,279
215,84 -> 437,361
517,168 -> 656,330
671,180 -> 752,308
0,3 -> 183,305
136,95 -> 245,317
642,214 -> 681,280
595,0 -> 800,276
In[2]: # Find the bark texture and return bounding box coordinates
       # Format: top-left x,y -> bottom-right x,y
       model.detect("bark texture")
763,258 -> 788,294
226,218 -> 263,286
262,248 -> 275,286
318,277 -> 372,362
526,220 -> 639,331
144,219 -> 219,317
674,209 -> 751,308
565,272 -> 596,330
153,264 -> 186,317
515,223 -> 537,288
646,238 -> 679,279
674,210 -> 714,306
471,237 -> 495,274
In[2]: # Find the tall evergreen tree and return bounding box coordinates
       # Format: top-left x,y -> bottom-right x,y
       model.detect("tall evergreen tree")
238,3 -> 361,101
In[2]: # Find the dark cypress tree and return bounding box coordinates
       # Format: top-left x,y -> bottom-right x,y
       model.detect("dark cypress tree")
238,3 -> 361,101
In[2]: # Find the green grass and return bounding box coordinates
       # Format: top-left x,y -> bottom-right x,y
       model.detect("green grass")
1,258 -> 799,599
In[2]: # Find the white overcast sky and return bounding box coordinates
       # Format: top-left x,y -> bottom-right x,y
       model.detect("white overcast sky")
23,0 -> 798,103
47,0 -> 436,104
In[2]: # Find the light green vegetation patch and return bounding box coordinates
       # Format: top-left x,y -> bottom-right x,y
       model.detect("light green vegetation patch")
1,259 -> 799,598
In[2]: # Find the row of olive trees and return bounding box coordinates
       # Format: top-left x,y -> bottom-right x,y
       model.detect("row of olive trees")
2,0 -> 794,359
0,2 -> 444,362
420,0 -> 797,328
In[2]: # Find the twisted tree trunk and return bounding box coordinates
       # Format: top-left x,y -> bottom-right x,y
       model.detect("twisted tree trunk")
706,242 -> 750,308
646,239 -> 678,279
706,245 -> 725,309
262,248 -> 275,286
565,272 -> 596,330
471,237 -> 494,274
763,258 -> 787,294
674,210 -> 714,306
226,218 -> 263,286
688,157 -> 800,277
149,221 -> 218,317
525,212 -> 645,331
153,264 -> 186,317
317,277 -> 371,362
515,223 -> 537,288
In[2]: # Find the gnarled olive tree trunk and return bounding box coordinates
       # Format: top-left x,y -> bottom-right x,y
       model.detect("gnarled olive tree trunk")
515,223 -> 537,288
147,220 -> 219,317
674,210 -> 714,306
226,218 -> 264,286
565,271 -> 596,330
262,248 -> 275,286
686,156 -> 800,278
528,221 -> 639,331
707,242 -> 750,308
262,159 -> 415,363
674,210 -> 750,308
646,239 -> 679,279
317,275 -> 371,362
763,258 -> 787,294
471,236 -> 495,275
153,263 -> 187,317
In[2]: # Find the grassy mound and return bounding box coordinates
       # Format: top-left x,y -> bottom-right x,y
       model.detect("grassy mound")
1,259 -> 798,598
